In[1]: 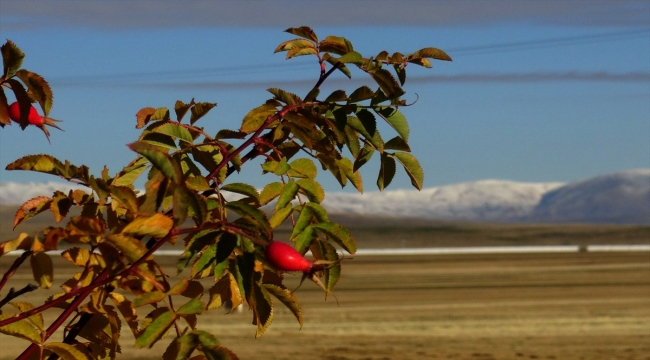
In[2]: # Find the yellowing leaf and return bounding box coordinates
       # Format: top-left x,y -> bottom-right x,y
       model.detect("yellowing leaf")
135,311 -> 177,348
263,284 -> 302,328
0,313 -> 41,345
122,213 -> 173,238
61,247 -> 91,267
45,341 -> 92,360
240,103 -> 276,134
207,272 -> 242,312
275,178 -> 299,211
259,182 -> 284,206
104,234 -> 150,263
0,232 -> 31,256
13,196 -> 52,229
313,222 -> 356,254
31,250 -> 53,288
296,179 -> 325,203
377,152 -> 396,191
9,302 -> 43,331
287,158 -> 317,179
133,291 -> 167,308
109,292 -> 139,337
269,203 -> 293,229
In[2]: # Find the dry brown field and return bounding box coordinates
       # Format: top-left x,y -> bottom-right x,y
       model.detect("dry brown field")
1,250 -> 649,360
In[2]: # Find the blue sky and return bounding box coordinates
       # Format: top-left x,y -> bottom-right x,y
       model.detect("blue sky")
0,0 -> 648,193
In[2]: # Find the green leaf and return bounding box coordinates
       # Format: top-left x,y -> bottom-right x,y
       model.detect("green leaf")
264,283 -> 303,328
15,69 -> 53,116
305,202 -> 329,223
135,311 -> 177,348
186,176 -> 212,192
274,38 -> 315,53
105,234 -> 150,263
128,141 -> 182,184
284,26 -> 318,43
313,222 -> 356,254
376,108 -> 409,141
225,201 -> 271,239
150,107 -> 170,121
368,68 -> 404,99
393,152 -> 424,190
5,154 -> 66,176
259,182 -> 284,206
240,103 -> 276,134
215,129 -> 247,140
287,47 -> 318,59
384,136 -> 411,151
44,342 -> 92,360
267,88 -> 301,106
319,240 -> 341,295
174,100 -> 193,122
192,244 -> 216,279
261,157 -> 290,176
122,213 -> 174,238
339,157 -> 363,193
290,205 -> 313,240
275,178 -> 299,210
377,152 -> 396,191
324,90 -> 348,103
323,54 -> 351,79
304,88 -> 320,102
174,185 -> 208,224
296,179 -> 325,203
348,86 -> 375,103
201,345 -> 239,360
220,183 -> 259,203
133,291 -> 167,308
338,51 -> 363,64
318,40 -> 348,55
113,157 -> 149,187
163,333 -> 198,360
0,314 -> 41,345
269,203 -> 293,229
410,47 -> 452,62
287,158 -> 317,179
393,64 -> 406,85
251,281 -> 274,338
176,298 -> 204,316
1,40 -> 25,79
294,225 -> 316,254
353,143 -> 375,173
152,122 -> 194,143
31,251 -> 53,288
190,102 -> 217,125
177,230 -> 219,274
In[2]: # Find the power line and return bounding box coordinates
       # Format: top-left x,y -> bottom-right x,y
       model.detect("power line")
50,28 -> 650,86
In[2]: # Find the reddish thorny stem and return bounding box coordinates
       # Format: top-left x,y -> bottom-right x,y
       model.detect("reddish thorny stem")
5,59 -> 343,359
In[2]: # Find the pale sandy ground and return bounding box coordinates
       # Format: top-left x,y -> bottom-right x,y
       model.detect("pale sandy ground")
1,252 -> 649,360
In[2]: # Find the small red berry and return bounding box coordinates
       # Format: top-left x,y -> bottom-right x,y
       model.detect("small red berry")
265,241 -> 312,273
8,102 -> 44,126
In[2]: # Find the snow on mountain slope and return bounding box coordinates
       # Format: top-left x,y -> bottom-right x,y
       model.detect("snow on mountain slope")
322,180 -> 564,222
531,169 -> 650,224
1,169 -> 647,224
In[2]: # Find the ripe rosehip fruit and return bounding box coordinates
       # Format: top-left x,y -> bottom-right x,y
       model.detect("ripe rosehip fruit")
265,241 -> 312,273
8,102 -> 44,126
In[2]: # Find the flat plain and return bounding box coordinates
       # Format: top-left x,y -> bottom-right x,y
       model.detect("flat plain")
1,207 -> 649,359
1,251 -> 649,360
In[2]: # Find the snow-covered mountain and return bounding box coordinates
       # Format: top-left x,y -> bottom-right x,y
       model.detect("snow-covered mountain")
531,169 -> 650,224
1,169 -> 648,224
322,180 -> 564,222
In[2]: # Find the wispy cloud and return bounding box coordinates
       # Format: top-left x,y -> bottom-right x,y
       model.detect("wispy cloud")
1,0 -> 647,30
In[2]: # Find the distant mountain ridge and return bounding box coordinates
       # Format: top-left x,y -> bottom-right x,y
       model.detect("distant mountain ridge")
1,169 -> 648,224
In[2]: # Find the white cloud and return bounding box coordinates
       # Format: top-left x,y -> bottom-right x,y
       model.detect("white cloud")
0,181 -> 88,205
